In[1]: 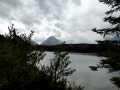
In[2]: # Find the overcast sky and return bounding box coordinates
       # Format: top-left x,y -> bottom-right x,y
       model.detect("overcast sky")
0,0 -> 110,44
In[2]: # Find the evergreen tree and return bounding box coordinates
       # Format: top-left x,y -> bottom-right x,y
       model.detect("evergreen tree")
93,0 -> 120,37
92,0 -> 120,89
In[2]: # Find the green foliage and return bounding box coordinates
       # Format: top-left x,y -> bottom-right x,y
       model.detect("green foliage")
40,51 -> 83,90
92,0 -> 120,88
28,50 -> 46,66
111,77 -> 120,88
49,52 -> 75,81
40,51 -> 76,83
0,25 -> 83,90
0,25 -> 43,86
100,45 -> 120,71
93,0 -> 120,37
0,25 -> 46,89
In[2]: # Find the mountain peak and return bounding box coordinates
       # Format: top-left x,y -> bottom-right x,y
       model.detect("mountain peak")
42,36 -> 63,45
47,36 -> 57,40
112,36 -> 120,41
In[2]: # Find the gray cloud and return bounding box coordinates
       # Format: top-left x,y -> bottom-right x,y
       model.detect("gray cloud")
72,0 -> 81,5
0,0 -> 21,19
0,0 -> 21,7
0,0 -> 108,43
36,0 -> 66,16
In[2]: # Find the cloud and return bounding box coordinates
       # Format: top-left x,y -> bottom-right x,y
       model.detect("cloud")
35,0 -> 69,18
0,0 -> 21,19
0,0 -> 109,43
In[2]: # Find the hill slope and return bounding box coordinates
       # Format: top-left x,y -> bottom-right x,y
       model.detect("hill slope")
42,36 -> 63,45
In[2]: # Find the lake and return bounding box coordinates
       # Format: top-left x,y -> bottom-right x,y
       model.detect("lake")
39,52 -> 117,90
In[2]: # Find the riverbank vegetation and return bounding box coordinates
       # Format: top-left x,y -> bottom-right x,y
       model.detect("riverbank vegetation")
92,0 -> 120,89
0,24 -> 83,90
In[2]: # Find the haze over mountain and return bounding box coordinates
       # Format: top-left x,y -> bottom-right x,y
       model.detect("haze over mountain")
112,36 -> 120,41
42,36 -> 63,45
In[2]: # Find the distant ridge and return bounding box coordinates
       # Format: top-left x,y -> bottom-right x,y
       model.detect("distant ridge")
42,36 -> 63,46
112,36 -> 120,41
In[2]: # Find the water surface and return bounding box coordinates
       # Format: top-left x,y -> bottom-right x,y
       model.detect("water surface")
40,52 -> 117,90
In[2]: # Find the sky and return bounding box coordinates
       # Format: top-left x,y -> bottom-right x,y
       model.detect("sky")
0,0 -> 110,44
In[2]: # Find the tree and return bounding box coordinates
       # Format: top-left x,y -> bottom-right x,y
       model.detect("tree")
40,51 -> 84,90
93,0 -> 120,37
92,0 -> 120,89
0,25 -> 83,90
94,0 -> 120,70
40,51 -> 76,89
0,25 -> 46,89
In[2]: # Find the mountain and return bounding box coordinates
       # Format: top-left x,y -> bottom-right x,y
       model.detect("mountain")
42,36 -> 63,45
112,36 -> 120,41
